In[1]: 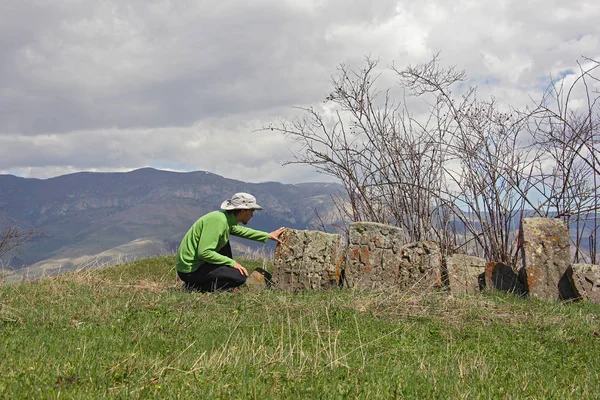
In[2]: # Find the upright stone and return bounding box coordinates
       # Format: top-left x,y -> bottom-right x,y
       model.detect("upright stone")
272,229 -> 344,291
446,254 -> 486,295
520,218 -> 576,301
571,264 -> 600,303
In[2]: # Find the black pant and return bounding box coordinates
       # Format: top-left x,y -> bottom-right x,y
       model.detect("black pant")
177,242 -> 246,292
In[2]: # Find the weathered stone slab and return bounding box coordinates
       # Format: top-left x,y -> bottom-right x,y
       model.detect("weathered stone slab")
520,218 -> 576,301
347,221 -> 405,251
396,241 -> 444,291
571,264 -> 600,303
446,254 -> 486,295
272,229 -> 344,291
344,222 -> 404,290
344,222 -> 404,289
484,262 -> 527,295
344,222 -> 442,291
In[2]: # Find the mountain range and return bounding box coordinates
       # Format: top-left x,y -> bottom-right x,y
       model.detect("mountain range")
0,168 -> 345,280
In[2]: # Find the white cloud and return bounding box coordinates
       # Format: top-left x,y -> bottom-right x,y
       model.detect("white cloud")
0,110 -> 328,183
0,0 -> 599,183
481,51 -> 533,84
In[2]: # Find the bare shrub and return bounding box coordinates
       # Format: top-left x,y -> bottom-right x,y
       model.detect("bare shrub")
270,54 -> 600,263
0,225 -> 38,260
527,58 -> 600,262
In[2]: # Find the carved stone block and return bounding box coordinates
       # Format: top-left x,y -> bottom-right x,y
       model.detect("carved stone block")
272,229 -> 344,291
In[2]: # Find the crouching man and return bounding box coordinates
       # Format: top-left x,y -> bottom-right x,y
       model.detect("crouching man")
175,192 -> 285,292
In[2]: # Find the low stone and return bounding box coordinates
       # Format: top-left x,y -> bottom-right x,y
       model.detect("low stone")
246,268 -> 271,290
446,254 -> 486,295
397,241 -> 444,291
520,218 -> 577,301
484,262 -> 527,295
571,264 -> 600,303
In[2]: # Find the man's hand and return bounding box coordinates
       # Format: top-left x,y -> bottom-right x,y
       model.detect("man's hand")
232,262 -> 248,277
268,227 -> 286,244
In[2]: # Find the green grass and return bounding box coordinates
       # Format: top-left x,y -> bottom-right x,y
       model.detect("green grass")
1,255 -> 600,399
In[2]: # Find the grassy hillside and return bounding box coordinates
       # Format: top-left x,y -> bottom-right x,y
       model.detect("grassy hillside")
1,256 -> 600,398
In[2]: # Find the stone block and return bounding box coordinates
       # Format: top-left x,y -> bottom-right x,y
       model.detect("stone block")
446,254 -> 486,295
572,264 -> 600,303
520,218 -> 576,301
397,241 -> 444,291
484,262 -> 527,295
344,221 -> 442,292
272,229 -> 344,291
344,222 -> 405,290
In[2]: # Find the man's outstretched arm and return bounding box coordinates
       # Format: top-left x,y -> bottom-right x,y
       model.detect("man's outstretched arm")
268,227 -> 286,244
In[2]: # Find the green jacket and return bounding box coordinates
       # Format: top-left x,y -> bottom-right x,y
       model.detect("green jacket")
175,210 -> 269,273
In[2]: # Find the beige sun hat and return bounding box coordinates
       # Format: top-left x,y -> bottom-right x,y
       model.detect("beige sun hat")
220,192 -> 263,210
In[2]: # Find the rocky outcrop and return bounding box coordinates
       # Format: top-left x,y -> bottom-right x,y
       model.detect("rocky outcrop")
272,229 -> 344,291
520,218 -> 578,301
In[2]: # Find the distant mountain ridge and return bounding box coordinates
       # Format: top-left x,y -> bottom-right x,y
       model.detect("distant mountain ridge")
0,168 -> 345,279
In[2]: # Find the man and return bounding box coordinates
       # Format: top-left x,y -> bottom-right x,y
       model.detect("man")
175,192 -> 285,292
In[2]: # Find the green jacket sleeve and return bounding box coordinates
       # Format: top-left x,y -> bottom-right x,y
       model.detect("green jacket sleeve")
196,218 -> 236,266
230,225 -> 270,242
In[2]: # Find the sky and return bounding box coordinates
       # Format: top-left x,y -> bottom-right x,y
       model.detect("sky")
1,0 -> 599,184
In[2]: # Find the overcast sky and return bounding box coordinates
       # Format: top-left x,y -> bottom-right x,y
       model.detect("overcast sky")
1,0 -> 598,183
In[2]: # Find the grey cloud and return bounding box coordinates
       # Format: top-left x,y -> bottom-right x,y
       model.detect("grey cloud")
0,0 -> 345,134
0,0 -> 411,135
0,0 -> 598,183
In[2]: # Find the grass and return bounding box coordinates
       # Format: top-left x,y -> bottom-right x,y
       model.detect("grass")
1,255 -> 600,399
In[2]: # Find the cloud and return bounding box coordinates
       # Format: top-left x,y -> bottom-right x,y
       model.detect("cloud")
0,109 -> 326,183
0,0 -> 598,183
